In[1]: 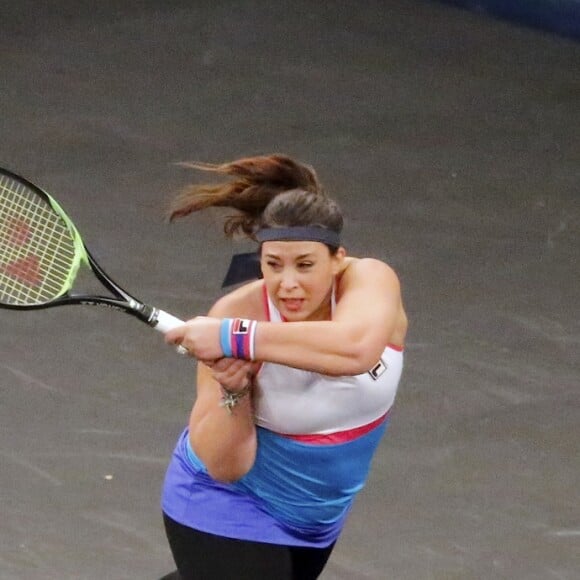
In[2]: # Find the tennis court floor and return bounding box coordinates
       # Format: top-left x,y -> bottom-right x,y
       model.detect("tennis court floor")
1,2 -> 578,578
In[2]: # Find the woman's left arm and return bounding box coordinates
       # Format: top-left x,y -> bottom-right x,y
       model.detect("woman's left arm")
167,259 -> 403,376
254,258 -> 402,375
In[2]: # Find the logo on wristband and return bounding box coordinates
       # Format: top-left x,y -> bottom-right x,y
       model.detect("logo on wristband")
233,318 -> 251,334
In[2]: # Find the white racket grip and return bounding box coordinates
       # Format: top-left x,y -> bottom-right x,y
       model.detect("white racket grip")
152,309 -> 185,333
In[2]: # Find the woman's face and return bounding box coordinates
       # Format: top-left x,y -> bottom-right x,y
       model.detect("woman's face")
260,241 -> 345,321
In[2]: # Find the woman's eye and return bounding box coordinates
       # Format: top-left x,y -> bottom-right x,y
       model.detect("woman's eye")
298,262 -> 313,270
267,262 -> 281,270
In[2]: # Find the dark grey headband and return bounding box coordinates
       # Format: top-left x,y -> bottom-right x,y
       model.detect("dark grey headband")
255,226 -> 341,247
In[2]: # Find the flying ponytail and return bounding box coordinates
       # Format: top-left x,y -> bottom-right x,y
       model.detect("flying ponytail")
168,154 -> 324,238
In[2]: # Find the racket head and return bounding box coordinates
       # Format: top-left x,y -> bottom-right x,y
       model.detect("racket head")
0,168 -> 88,308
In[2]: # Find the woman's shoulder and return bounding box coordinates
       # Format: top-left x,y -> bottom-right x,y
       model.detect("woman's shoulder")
338,256 -> 399,285
208,280 -> 265,319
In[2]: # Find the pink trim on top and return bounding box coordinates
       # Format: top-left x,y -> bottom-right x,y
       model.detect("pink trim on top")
277,410 -> 391,445
262,283 -> 271,321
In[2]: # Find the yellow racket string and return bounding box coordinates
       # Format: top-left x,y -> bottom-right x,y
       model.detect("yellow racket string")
0,174 -> 88,305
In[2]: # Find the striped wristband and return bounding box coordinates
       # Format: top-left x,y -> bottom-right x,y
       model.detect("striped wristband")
219,318 -> 257,360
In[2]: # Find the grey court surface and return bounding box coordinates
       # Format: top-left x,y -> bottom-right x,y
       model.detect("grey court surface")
1,1 -> 578,579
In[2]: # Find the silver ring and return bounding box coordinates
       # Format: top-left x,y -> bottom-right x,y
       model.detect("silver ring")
176,344 -> 189,356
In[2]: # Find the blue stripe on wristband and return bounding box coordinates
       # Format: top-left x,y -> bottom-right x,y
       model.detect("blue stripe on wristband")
234,331 -> 245,358
219,318 -> 234,357
231,318 -> 248,359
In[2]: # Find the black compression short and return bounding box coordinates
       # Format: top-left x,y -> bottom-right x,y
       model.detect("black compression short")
161,512 -> 335,580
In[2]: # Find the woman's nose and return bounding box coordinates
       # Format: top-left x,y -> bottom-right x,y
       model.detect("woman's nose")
280,269 -> 298,289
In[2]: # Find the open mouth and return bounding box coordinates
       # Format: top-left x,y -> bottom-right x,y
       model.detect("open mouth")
279,298 -> 304,312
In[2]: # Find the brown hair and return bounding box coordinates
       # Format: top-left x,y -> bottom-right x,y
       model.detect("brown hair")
168,154 -> 343,242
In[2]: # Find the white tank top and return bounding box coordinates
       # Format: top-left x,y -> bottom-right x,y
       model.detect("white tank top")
254,286 -> 404,435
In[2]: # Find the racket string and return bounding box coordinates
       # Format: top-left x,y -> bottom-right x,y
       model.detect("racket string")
1,189 -> 74,299
0,176 -> 78,305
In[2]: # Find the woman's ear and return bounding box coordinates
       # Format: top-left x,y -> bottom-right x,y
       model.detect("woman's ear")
332,246 -> 346,274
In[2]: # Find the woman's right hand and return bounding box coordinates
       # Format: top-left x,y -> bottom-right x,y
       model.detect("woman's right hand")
204,358 -> 259,393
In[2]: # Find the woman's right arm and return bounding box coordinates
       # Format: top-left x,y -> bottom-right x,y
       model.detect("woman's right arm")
187,292 -> 259,483
188,360 -> 257,483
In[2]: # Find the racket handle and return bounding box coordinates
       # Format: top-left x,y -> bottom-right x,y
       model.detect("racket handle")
151,309 -> 185,333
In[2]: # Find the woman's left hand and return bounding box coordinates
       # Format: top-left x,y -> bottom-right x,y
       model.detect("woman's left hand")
165,316 -> 223,360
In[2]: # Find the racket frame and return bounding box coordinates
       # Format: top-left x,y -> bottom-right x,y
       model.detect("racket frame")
0,167 -> 182,331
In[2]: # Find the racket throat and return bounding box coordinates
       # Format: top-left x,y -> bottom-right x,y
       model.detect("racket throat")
74,297 -> 156,324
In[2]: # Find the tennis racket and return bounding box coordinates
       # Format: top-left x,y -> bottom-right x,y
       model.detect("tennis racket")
0,167 -> 185,336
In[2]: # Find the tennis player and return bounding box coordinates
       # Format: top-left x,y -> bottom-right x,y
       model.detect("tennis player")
160,154 -> 407,580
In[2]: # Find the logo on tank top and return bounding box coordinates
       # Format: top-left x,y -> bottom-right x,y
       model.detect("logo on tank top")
368,358 -> 387,380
